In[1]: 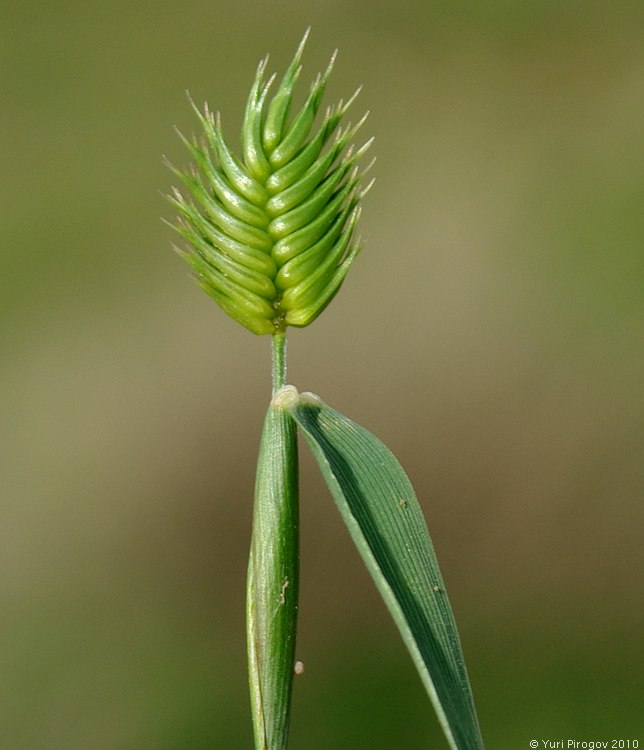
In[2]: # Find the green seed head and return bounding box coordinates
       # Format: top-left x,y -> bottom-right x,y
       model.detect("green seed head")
166,29 -> 373,335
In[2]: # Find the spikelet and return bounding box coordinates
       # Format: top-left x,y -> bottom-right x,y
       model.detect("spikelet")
166,29 -> 373,335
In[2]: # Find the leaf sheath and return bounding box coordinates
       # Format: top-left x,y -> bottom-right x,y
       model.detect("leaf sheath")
247,400 -> 299,750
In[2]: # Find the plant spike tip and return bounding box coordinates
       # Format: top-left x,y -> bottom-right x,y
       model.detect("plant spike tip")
167,30 -> 372,334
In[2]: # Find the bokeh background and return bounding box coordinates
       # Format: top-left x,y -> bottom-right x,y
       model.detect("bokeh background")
3,1 -> 643,748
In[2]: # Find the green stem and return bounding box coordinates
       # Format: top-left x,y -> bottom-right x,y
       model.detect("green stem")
247,333 -> 299,750
271,332 -> 287,394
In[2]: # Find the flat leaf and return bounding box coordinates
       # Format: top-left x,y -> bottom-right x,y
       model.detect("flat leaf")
274,386 -> 484,750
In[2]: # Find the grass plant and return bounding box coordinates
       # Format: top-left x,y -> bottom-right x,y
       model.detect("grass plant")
166,29 -> 485,750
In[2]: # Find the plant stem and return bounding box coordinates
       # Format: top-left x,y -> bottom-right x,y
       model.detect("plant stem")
271,332 -> 287,394
247,332 -> 299,750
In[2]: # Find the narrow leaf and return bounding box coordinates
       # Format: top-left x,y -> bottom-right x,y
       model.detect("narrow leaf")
275,386 -> 485,750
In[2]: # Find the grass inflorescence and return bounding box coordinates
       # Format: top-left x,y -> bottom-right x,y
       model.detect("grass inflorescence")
166,29 -> 373,335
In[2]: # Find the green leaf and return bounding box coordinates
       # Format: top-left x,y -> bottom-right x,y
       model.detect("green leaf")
274,386 -> 485,750
247,400 -> 299,750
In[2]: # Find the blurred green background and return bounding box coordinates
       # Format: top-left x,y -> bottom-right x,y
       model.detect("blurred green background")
2,1 -> 643,748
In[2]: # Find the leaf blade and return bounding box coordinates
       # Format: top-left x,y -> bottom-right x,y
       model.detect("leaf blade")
279,388 -> 484,750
